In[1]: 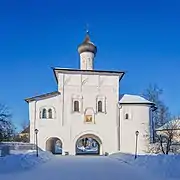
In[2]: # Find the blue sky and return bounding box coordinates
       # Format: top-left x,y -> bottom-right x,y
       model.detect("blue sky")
0,0 -> 180,130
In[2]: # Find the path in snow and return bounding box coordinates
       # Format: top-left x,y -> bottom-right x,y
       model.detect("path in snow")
0,156 -> 158,180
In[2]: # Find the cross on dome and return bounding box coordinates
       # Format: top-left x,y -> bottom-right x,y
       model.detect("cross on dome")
84,30 -> 91,43
78,29 -> 97,55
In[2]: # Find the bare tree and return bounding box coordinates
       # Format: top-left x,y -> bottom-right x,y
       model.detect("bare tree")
13,119 -> 30,143
0,104 -> 15,141
21,119 -> 29,130
142,84 -> 170,142
149,118 -> 180,154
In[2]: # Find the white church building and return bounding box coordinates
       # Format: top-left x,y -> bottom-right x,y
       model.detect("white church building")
25,32 -> 155,155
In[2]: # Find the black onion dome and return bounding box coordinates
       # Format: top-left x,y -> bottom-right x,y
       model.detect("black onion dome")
78,32 -> 97,55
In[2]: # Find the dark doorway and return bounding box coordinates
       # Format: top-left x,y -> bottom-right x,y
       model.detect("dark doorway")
46,137 -> 62,154
76,135 -> 101,155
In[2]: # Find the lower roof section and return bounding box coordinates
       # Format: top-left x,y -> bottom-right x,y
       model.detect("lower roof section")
25,91 -> 60,103
119,94 -> 156,108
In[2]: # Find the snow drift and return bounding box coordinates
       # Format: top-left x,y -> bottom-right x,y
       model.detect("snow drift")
109,152 -> 180,180
0,150 -> 53,174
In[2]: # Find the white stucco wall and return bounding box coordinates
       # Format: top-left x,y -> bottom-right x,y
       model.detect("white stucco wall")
29,72 -> 121,155
119,104 -> 151,154
58,72 -> 120,155
28,70 -> 152,155
29,95 -> 62,150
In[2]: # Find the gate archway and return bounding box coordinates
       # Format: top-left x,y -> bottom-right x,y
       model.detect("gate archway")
46,137 -> 62,154
75,134 -> 102,155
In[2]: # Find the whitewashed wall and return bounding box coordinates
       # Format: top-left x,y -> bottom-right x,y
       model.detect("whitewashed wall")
119,104 -> 151,154
29,95 -> 62,150
29,71 -> 152,155
29,72 -> 120,155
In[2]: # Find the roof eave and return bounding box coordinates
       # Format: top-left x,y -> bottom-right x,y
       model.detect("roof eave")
119,102 -> 156,109
25,91 -> 60,103
53,67 -> 125,76
52,67 -> 58,83
119,72 -> 125,81
52,68 -> 125,85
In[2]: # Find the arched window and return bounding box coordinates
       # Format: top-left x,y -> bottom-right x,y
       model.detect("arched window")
74,101 -> 79,112
48,108 -> 53,119
39,111 -> 42,119
42,108 -> 47,119
125,113 -> 129,120
98,101 -> 103,112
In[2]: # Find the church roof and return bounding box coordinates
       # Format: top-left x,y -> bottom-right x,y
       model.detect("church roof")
156,119 -> 180,131
78,32 -> 97,55
119,94 -> 155,106
53,67 -> 125,83
25,91 -> 60,103
20,126 -> 30,134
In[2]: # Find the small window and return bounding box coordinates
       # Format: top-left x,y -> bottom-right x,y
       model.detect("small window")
125,113 -> 129,120
98,101 -> 103,112
74,101 -> 79,112
42,108 -> 47,119
39,111 -> 42,119
48,109 -> 53,119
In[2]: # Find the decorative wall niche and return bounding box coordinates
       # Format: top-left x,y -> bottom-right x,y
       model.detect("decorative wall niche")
84,108 -> 95,124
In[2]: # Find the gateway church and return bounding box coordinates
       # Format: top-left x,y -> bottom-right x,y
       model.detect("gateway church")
25,32 -> 155,155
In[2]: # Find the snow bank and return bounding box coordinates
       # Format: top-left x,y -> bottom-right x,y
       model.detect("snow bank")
0,150 -> 53,174
109,152 -> 180,180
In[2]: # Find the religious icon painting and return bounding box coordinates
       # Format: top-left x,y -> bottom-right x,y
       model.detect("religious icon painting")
85,115 -> 93,123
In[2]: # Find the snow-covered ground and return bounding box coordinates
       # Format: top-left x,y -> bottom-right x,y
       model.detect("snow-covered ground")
0,153 -> 157,180
110,152 -> 180,180
0,151 -> 179,180
0,150 -> 53,174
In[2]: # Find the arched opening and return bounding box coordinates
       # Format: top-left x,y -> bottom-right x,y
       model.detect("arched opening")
74,100 -> 79,112
125,113 -> 129,120
46,137 -> 62,154
75,134 -> 102,155
48,108 -> 53,119
42,108 -> 47,119
97,100 -> 103,112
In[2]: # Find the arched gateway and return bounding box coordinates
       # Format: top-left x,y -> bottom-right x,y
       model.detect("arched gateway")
75,134 -> 102,155
46,137 -> 62,154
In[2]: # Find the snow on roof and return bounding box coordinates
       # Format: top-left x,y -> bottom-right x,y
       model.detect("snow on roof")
119,94 -> 155,105
157,119 -> 180,131
20,126 -> 30,134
